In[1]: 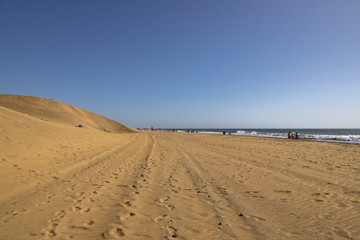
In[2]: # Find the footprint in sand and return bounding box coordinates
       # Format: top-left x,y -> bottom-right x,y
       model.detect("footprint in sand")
71,205 -> 82,212
128,191 -> 139,196
68,225 -> 89,230
46,194 -> 56,199
166,226 -> 178,238
274,190 -> 292,194
165,204 -> 175,210
113,227 -> 125,237
123,201 -> 132,207
246,191 -> 265,199
105,225 -> 125,239
154,215 -> 167,223
280,198 -> 294,202
160,197 -> 170,203
43,210 -> 66,238
71,204 -> 91,213
84,220 -> 95,227
119,212 -> 136,221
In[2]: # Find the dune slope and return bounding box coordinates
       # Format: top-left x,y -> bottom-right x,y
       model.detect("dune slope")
0,95 -> 137,133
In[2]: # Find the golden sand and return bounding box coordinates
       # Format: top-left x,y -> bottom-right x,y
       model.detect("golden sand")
0,95 -> 359,239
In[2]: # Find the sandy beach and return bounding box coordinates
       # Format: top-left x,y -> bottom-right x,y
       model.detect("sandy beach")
1,96 -> 360,240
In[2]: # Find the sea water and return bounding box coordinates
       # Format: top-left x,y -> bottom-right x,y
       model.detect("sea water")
175,129 -> 360,144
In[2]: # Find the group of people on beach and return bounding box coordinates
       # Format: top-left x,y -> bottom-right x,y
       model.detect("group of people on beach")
288,131 -> 299,139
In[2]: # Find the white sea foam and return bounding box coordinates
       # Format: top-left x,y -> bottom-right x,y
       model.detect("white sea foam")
236,130 -> 246,134
175,129 -> 360,144
199,131 -> 222,135
303,134 -> 360,143
234,130 -> 360,143
235,130 -> 287,138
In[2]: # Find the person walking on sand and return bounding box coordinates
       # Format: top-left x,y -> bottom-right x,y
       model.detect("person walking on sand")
288,131 -> 292,139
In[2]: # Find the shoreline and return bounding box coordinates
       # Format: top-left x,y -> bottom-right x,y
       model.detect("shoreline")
167,129 -> 360,144
156,129 -> 360,145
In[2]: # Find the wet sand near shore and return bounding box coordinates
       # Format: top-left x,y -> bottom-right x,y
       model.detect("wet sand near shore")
1,128 -> 360,239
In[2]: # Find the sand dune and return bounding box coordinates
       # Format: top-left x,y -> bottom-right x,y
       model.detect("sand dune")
0,95 -> 359,239
0,95 -> 137,133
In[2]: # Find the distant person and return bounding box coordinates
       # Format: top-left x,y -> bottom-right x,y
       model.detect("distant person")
223,131 -> 225,135
288,131 -> 292,139
229,132 -> 231,135
295,132 -> 299,139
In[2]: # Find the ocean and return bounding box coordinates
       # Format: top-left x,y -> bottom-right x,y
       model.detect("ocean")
174,128 -> 360,144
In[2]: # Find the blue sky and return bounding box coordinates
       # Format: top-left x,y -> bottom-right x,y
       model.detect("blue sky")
1,0 -> 359,128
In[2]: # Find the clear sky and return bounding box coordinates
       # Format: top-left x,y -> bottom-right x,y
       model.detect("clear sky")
1,0 -> 359,128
